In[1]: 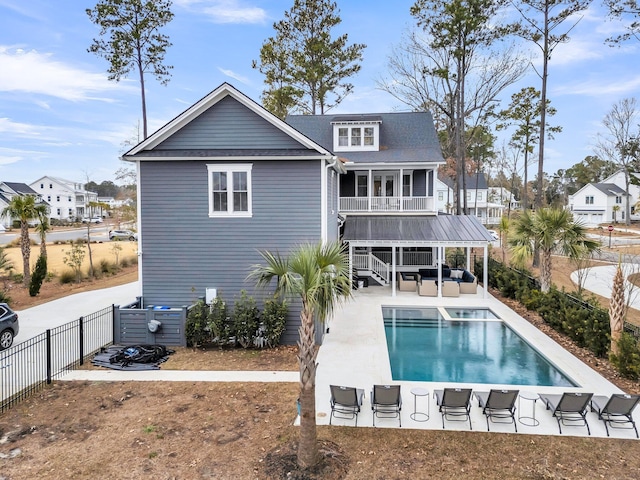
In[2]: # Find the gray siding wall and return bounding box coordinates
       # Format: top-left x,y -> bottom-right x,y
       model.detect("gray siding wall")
327,168 -> 339,241
114,307 -> 187,346
139,159 -> 323,345
157,96 -> 303,150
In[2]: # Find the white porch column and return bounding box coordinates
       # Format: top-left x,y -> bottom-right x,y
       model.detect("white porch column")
483,244 -> 488,299
392,245 -> 397,297
368,170 -> 372,212
466,246 -> 471,271
349,244 -> 353,291
437,245 -> 443,297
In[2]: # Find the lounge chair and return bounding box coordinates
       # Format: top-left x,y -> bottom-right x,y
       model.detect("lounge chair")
434,388 -> 472,430
539,392 -> 593,435
371,384 -> 402,427
329,385 -> 365,426
474,389 -> 519,432
591,393 -> 640,438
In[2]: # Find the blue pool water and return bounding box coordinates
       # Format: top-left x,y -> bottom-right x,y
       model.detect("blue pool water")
383,306 -> 576,387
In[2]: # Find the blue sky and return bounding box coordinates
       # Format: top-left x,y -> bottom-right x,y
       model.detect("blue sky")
1,0 -> 639,186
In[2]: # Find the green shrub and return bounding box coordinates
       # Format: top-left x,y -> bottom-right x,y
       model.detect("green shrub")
10,273 -> 23,284
261,297 -> 288,348
232,290 -> 260,348
29,255 -> 47,297
0,290 -> 11,304
207,296 -> 231,346
185,300 -> 212,348
610,332 -> 640,380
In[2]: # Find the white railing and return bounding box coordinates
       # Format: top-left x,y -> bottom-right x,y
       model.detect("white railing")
370,254 -> 389,282
340,196 -> 435,213
364,251 -> 433,266
353,254 -> 370,270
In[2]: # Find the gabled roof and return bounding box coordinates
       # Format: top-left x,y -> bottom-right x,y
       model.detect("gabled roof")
123,83 -> 335,163
286,111 -> 444,164
439,172 -> 487,190
2,182 -> 38,196
592,183 -> 629,196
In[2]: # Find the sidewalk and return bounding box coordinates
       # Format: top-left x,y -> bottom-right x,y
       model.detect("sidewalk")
571,263 -> 640,310
14,280 -> 141,344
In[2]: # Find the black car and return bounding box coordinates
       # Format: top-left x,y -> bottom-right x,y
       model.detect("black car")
0,303 -> 19,350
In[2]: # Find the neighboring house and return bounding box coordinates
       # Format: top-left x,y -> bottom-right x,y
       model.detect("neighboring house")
437,173 -> 504,225
29,176 -> 98,222
123,83 -> 492,343
488,187 -> 520,212
568,182 -> 630,225
0,182 -> 46,228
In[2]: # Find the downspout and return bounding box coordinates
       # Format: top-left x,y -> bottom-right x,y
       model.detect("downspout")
321,156 -> 339,245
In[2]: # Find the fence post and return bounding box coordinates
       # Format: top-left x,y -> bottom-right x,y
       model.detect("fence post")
79,316 -> 84,366
46,329 -> 52,384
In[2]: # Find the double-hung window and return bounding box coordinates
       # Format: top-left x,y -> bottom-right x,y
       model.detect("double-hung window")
207,164 -> 252,217
585,196 -> 594,205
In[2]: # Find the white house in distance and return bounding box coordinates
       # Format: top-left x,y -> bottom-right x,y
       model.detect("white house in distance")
567,170 -> 640,225
568,181 -> 629,225
436,173 -> 504,225
0,182 -> 44,228
29,176 -> 98,222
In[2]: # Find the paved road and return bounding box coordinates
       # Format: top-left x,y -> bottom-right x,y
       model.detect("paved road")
572,264 -> 640,310
14,280 -> 141,344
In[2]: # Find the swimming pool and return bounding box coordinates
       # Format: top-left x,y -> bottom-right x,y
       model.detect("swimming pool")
382,306 -> 576,387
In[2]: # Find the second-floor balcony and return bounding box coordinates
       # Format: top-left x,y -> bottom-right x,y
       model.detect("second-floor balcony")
340,195 -> 435,213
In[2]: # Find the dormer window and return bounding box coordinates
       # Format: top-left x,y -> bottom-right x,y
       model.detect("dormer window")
331,115 -> 381,152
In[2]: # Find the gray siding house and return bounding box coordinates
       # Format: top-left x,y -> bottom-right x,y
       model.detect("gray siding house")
123,83 -> 343,344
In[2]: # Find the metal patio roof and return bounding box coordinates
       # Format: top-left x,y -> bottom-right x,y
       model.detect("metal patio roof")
342,215 -> 494,246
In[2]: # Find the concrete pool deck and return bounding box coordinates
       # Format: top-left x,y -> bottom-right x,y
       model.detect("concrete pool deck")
314,284 -> 638,439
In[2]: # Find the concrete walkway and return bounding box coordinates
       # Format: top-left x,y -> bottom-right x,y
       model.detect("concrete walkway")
14,281 -> 141,344
63,369 -> 298,382
571,263 -> 640,310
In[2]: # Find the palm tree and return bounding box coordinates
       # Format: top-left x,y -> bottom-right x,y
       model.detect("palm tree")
1,196 -> 48,286
609,260 -> 625,356
509,208 -> 600,293
35,209 -> 50,260
248,241 -> 351,469
498,216 -> 510,263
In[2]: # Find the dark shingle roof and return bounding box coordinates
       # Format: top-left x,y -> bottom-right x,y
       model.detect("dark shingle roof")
3,182 -> 38,195
286,112 -> 444,164
592,183 -> 628,196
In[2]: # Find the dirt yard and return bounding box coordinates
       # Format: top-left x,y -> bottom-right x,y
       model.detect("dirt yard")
2,245 -> 640,478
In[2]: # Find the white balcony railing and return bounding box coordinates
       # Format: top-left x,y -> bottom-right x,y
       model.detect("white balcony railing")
340,196 -> 435,213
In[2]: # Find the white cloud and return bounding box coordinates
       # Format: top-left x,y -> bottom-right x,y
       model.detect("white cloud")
175,0 -> 267,24
555,75 -> 640,96
0,46 -> 133,101
217,67 -> 250,84
0,117 -> 42,136
0,155 -> 21,166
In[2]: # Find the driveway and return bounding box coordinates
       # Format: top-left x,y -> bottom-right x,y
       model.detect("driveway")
14,281 -> 140,344
571,263 -> 640,310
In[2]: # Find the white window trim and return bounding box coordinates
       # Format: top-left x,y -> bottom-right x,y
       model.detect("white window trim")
207,164 -> 253,218
332,123 -> 379,152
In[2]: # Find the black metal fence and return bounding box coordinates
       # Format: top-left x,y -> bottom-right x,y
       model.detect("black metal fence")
0,305 -> 114,413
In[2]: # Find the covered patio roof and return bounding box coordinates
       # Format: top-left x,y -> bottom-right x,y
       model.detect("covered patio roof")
342,214 -> 494,246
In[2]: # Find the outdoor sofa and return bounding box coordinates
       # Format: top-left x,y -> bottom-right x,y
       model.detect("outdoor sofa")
417,266 -> 477,295
397,272 -> 419,292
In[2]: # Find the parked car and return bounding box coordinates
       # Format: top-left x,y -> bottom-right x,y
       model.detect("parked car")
109,229 -> 138,241
487,229 -> 499,241
0,303 -> 19,350
82,217 -> 102,224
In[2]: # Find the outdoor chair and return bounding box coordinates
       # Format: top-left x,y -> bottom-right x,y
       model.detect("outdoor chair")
591,393 -> 640,438
474,389 -> 519,432
434,388 -> 473,430
539,392 -> 593,435
418,278 -> 437,297
371,384 -> 402,427
329,385 -> 365,426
